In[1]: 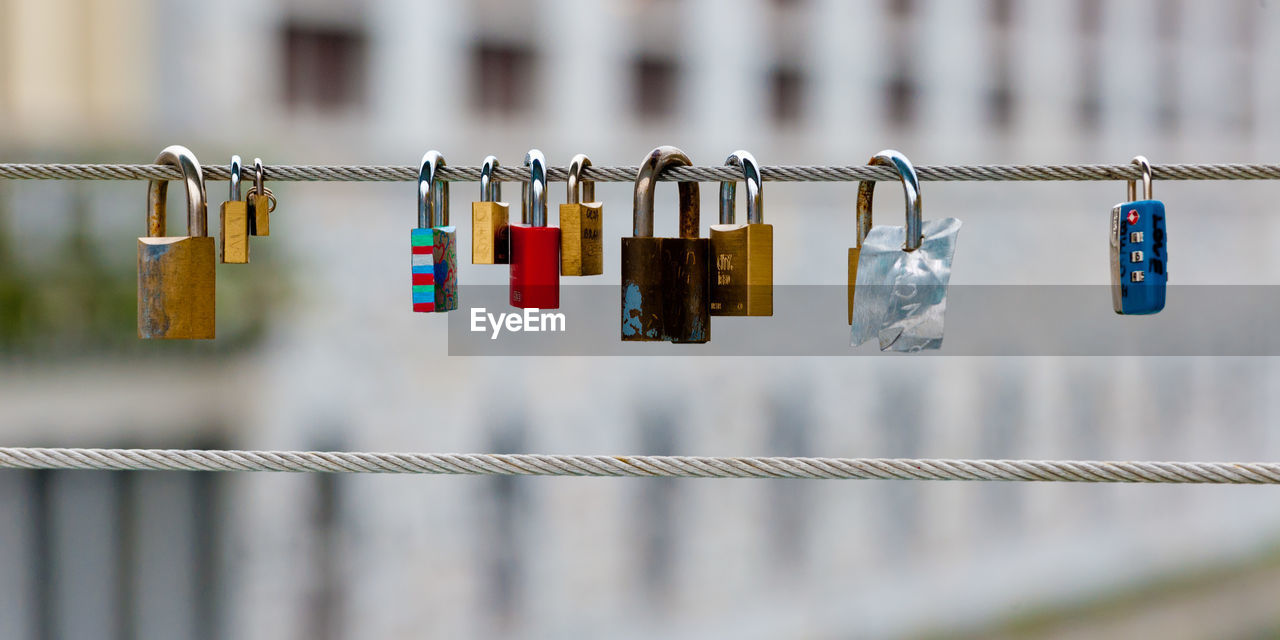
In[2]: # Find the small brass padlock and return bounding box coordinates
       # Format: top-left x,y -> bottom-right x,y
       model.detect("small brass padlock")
220,155 -> 249,264
559,154 -> 603,276
621,146 -> 709,343
471,155 -> 510,265
710,150 -> 772,316
138,145 -> 216,339
246,158 -> 272,236
848,151 -> 919,325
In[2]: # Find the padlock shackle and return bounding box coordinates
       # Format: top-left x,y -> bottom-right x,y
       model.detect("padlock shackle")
1126,155 -> 1153,201
229,156 -> 242,201
855,150 -> 922,252
521,150 -> 548,227
632,145 -> 700,239
418,150 -> 449,228
566,154 -> 595,205
718,150 -> 763,225
146,145 -> 207,238
252,158 -> 266,199
480,155 -> 502,203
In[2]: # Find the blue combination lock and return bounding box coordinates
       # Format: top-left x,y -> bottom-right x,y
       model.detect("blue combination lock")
1110,156 -> 1166,315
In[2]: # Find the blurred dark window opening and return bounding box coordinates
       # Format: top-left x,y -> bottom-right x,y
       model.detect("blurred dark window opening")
308,469 -> 343,640
767,393 -> 811,570
988,56 -> 1015,131
632,56 -> 679,121
887,0 -> 914,19
884,66 -> 916,128
281,22 -> 368,111
769,65 -> 805,126
486,425 -> 527,626
989,0 -> 1014,27
638,413 -> 677,599
471,41 -> 536,116
1156,0 -> 1181,41
1154,0 -> 1181,133
1077,0 -> 1102,35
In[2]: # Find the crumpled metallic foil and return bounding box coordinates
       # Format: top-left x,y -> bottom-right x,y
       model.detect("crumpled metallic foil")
851,218 -> 961,351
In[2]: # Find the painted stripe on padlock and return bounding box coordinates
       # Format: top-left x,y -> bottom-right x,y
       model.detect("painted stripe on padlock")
412,229 -> 436,312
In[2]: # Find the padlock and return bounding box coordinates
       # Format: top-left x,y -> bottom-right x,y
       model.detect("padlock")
848,152 -> 918,325
1111,156 -> 1167,314
849,150 -> 960,351
710,150 -> 772,316
246,157 -> 272,236
412,150 -> 458,313
509,149 -> 561,309
219,155 -> 250,264
559,153 -> 603,276
138,145 -> 215,339
472,155 -> 510,265
621,145 -> 710,343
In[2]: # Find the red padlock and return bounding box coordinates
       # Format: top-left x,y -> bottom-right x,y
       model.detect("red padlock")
509,149 -> 561,309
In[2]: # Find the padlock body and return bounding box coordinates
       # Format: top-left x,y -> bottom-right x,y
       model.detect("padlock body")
848,247 -> 860,325
412,227 -> 459,312
621,237 -> 664,341
559,202 -> 603,276
248,192 -> 270,236
660,237 -> 711,343
472,201 -> 510,265
710,223 -> 773,316
621,236 -> 711,343
220,200 -> 249,264
1110,200 -> 1166,314
138,236 -> 216,339
509,224 -> 561,309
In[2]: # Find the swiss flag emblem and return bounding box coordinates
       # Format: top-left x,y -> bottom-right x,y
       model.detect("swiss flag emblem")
1126,209 -> 1140,226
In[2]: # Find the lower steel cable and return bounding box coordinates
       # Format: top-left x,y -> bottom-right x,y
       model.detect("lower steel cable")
0,447 -> 1277,483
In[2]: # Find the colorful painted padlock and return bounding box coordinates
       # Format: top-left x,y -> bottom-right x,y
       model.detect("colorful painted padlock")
413,151 -> 458,313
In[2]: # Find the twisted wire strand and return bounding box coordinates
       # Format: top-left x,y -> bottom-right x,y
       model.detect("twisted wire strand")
0,447 -> 1277,483
2,163 -> 1280,183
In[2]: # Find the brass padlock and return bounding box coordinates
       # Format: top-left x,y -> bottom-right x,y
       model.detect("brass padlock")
219,155 -> 249,264
138,145 -> 215,339
621,145 -> 710,343
710,150 -> 772,316
559,153 -> 603,276
471,155 -> 510,264
849,150 -> 919,324
246,158 -> 273,236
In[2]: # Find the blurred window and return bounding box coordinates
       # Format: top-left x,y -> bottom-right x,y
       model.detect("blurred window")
884,66 -> 916,128
770,65 -> 805,126
486,426 -> 526,625
1077,0 -> 1102,35
988,57 -> 1015,131
767,393 -> 811,569
638,414 -> 677,597
887,0 -> 914,18
989,0 -> 1013,28
281,22 -> 368,112
471,42 -> 536,116
1156,0 -> 1181,41
632,56 -> 679,121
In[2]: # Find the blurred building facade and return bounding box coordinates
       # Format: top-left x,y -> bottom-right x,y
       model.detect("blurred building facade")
2,0 -> 1280,638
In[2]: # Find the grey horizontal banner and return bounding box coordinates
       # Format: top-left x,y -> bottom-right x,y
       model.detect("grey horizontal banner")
445,285 -> 1277,356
